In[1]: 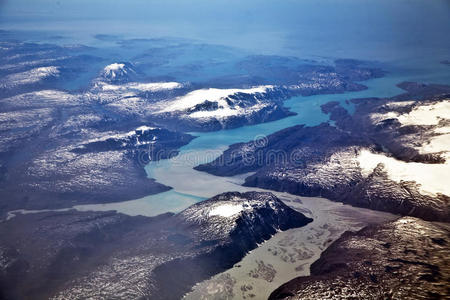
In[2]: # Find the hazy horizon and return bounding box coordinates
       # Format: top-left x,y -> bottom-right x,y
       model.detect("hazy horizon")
1,0 -> 450,61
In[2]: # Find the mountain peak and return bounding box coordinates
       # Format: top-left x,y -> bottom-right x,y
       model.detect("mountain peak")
177,191 -> 312,242
100,62 -> 138,83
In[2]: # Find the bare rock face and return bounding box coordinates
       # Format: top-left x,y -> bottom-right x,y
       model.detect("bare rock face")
269,217 -> 450,300
0,192 -> 311,300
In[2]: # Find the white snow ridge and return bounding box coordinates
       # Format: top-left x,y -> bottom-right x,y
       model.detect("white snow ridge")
209,204 -> 244,218
100,62 -> 137,82
157,86 -> 274,119
356,149 -> 450,197
104,63 -> 125,72
365,100 -> 450,197
0,66 -> 60,88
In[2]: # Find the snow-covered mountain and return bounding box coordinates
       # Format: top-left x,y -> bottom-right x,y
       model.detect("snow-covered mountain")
177,191 -> 312,242
160,86 -> 273,118
157,86 -> 275,118
153,86 -> 293,131
98,62 -> 139,84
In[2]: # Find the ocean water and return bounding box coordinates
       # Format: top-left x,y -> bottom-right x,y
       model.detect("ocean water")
3,1 -> 450,90
2,0 -> 450,61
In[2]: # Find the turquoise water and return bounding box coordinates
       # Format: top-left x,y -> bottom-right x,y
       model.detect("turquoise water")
74,190 -> 205,217
182,77 -> 404,152
75,61 -> 449,217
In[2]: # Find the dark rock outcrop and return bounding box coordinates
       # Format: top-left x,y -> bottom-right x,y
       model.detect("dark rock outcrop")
269,217 -> 450,299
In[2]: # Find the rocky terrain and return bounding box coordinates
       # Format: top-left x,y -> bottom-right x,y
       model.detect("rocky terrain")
269,217 -> 450,299
0,7 -> 448,300
0,38 -> 385,215
0,47 -> 195,214
0,117 -> 193,214
82,59 -> 383,132
0,192 -> 312,300
196,82 -> 450,221
6,35 -> 439,300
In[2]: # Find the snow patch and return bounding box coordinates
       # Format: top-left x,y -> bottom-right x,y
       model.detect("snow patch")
159,86 -> 273,113
98,81 -> 182,92
357,149 -> 450,197
370,100 -> 450,127
135,125 -> 156,132
209,204 -> 244,218
420,134 -> 450,157
370,100 -> 450,160
81,126 -> 159,144
397,101 -> 450,126
189,102 -> 268,119
383,101 -> 415,109
104,63 -> 125,72
435,127 -> 450,134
